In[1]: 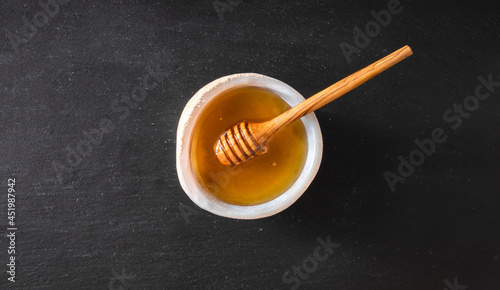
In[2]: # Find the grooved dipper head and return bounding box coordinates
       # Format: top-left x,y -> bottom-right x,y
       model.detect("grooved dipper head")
214,121 -> 267,166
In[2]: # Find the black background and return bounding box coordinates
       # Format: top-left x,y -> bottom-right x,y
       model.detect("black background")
1,0 -> 499,289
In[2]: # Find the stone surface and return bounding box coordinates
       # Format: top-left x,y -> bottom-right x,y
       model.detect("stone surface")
0,0 -> 499,289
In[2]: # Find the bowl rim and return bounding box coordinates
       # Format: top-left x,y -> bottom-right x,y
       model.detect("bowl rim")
176,73 -> 323,219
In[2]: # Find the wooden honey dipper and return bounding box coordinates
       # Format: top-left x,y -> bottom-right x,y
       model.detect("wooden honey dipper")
214,45 -> 413,166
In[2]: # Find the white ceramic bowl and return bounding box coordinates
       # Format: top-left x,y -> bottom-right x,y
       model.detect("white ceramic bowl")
176,73 -> 323,219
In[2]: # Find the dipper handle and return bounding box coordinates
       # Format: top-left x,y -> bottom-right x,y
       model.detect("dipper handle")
215,45 -> 413,166
250,45 -> 413,144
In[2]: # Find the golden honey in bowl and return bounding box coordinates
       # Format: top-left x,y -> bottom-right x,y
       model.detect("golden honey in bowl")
190,86 -> 308,206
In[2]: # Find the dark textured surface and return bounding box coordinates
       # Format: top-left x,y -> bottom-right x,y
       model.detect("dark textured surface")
1,0 -> 499,289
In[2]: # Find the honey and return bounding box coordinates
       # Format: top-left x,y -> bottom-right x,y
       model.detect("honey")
191,86 -> 308,206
